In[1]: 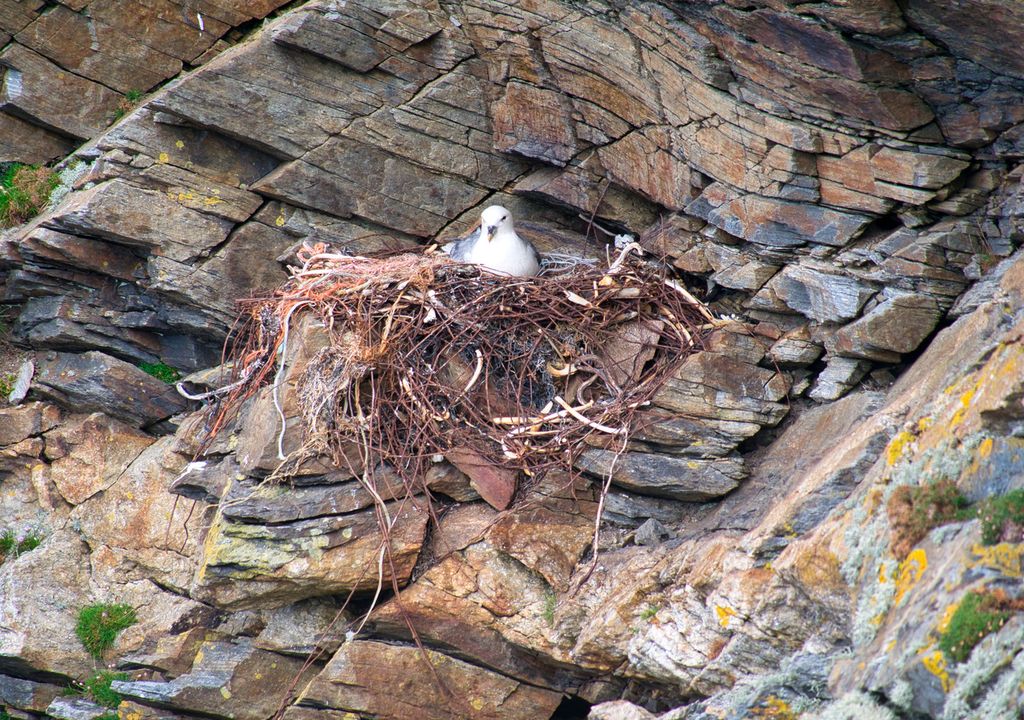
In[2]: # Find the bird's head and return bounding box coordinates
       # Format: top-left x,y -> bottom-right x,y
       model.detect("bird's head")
480,205 -> 512,242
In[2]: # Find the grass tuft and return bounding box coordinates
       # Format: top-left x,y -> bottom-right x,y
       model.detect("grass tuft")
939,590 -> 1012,663
975,489 -> 1024,545
81,670 -> 130,708
0,528 -> 43,562
75,603 -> 137,659
0,164 -> 59,227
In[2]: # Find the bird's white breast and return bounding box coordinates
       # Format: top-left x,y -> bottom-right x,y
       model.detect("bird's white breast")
465,228 -> 539,277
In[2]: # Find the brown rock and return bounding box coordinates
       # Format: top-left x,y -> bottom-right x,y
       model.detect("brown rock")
688,183 -> 872,249
0,112 -> 74,164
346,63 -> 526,190
152,33 -> 417,158
85,0 -> 227,62
539,13 -> 661,128
0,530 -> 95,677
444,447 -> 517,511
486,475 -> 596,591
0,43 -> 121,139
492,81 -> 579,166
905,0 -> 1024,80
623,4 -> 733,94
72,437 -> 203,590
293,639 -> 562,720
674,120 -> 819,202
576,448 -> 743,501
599,126 -> 696,211
817,143 -> 970,207
47,179 -> 235,262
795,0 -> 905,35
654,352 -> 790,427
831,293 -> 943,360
253,135 -> 488,236
808,356 -> 871,401
15,4 -> 181,94
271,1 -> 444,72
44,413 -> 153,505
691,10 -> 933,131
196,496 -> 428,609
0,402 -> 60,447
0,0 -> 43,34
100,107 -> 279,187
137,161 -> 264,223
0,674 -> 62,716
512,158 -> 661,231
714,7 -> 907,81
705,244 -> 780,291
19,227 -> 145,281
759,264 -> 876,322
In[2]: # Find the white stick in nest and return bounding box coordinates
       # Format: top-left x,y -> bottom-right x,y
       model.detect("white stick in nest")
606,241 -> 645,274
664,278 -> 715,322
553,396 -> 625,435
274,300 -> 312,461
463,349 -> 484,393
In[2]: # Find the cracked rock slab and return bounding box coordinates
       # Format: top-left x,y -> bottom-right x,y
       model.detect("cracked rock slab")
291,639 -> 562,720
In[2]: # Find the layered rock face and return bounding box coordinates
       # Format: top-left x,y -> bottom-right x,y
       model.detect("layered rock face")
1,1 -> 1024,719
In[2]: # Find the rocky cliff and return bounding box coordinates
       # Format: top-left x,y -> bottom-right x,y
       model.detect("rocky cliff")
1,1 -> 1023,719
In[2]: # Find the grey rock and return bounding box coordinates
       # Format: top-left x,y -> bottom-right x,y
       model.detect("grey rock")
830,292 -> 942,360
577,448 -> 743,501
763,265 -> 876,323
254,598 -> 348,657
0,674 -> 62,715
114,638 -> 317,720
33,351 -> 188,428
46,696 -> 111,720
602,492 -> 687,527
634,518 -> 673,546
769,333 -> 824,367
808,357 -> 872,401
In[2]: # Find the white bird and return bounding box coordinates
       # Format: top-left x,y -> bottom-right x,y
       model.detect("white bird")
443,205 -> 541,277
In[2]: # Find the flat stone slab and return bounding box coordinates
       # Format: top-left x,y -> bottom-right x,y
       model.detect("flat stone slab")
32,350 -> 187,428
292,639 -> 562,720
0,43 -> 120,139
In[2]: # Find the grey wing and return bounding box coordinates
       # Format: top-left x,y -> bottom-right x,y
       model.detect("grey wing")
528,240 -> 541,266
443,226 -> 481,261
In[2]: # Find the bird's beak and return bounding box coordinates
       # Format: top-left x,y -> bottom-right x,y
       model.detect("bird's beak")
485,225 -> 497,242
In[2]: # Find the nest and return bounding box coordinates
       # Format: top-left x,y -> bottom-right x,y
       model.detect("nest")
204,242 -> 714,509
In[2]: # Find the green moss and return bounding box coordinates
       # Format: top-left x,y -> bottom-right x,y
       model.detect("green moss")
975,489 -> 1024,545
0,373 -> 13,399
75,603 -> 137,659
0,528 -> 43,561
542,591 -> 556,626
138,361 -> 181,384
640,604 -> 659,621
939,591 -> 1010,663
0,163 -> 59,227
81,670 -> 129,708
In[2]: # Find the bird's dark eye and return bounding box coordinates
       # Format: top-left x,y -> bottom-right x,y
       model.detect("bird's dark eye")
501,215 -> 507,221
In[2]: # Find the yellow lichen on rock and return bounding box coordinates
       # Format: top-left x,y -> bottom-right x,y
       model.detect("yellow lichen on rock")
921,648 -> 952,692
894,548 -> 928,605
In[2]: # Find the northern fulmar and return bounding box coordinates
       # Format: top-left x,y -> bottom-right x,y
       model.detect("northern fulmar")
443,205 -> 541,277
